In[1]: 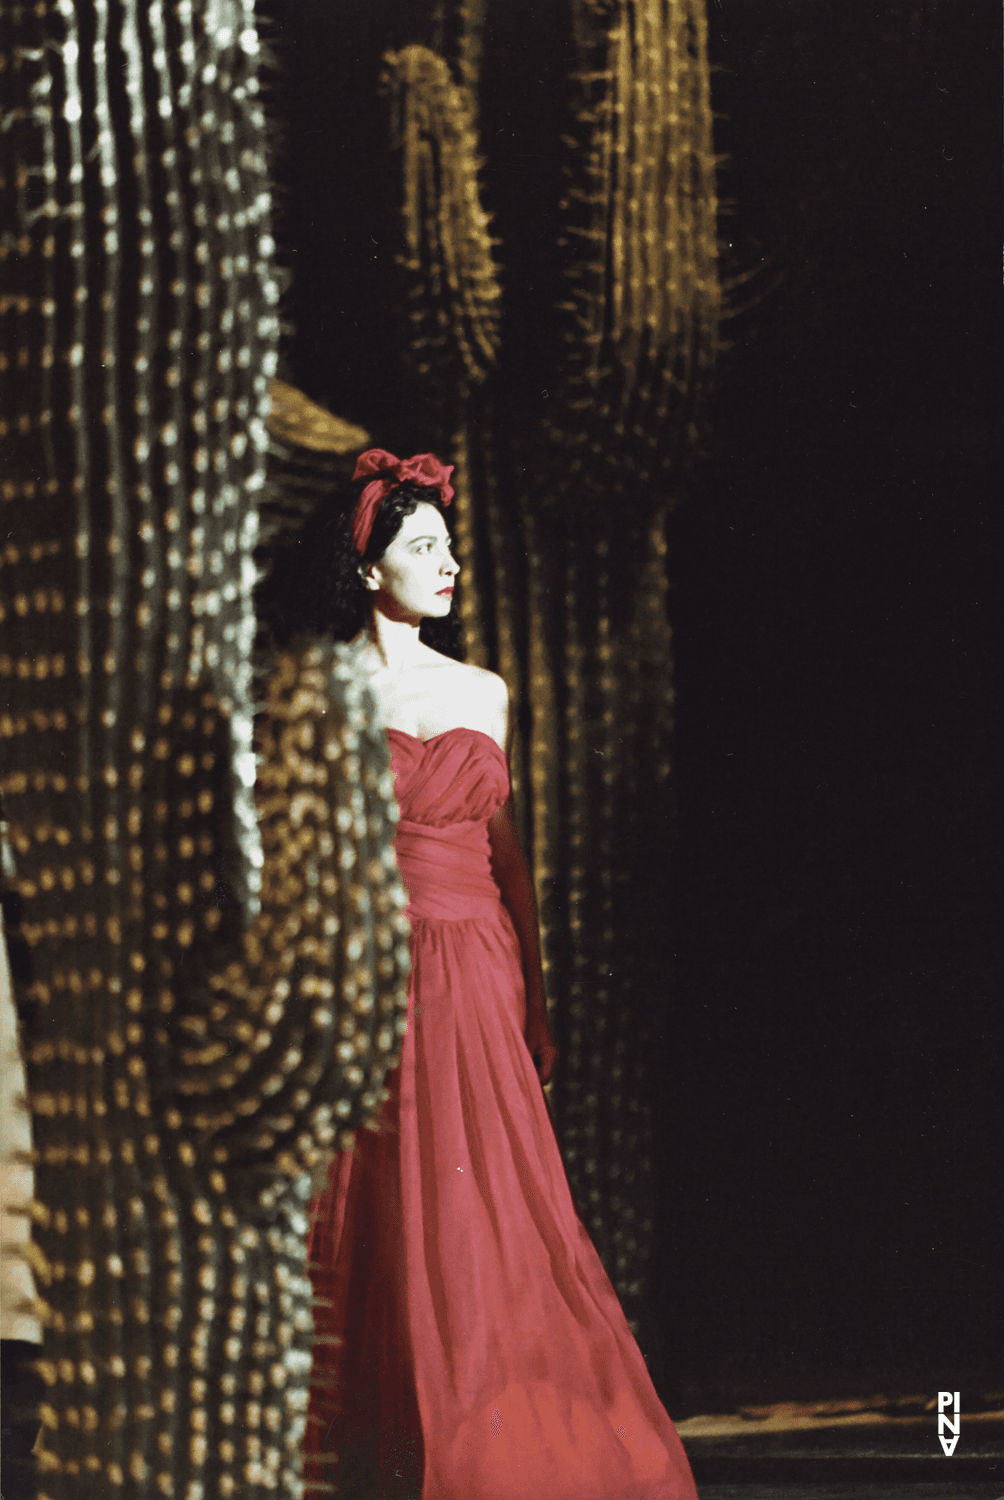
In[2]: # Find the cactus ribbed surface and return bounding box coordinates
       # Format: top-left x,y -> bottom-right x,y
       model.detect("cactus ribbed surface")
382,44 -> 500,400
0,4 -> 408,1497
550,0 -> 721,497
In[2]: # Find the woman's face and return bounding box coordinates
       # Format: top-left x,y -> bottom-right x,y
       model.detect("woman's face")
365,502 -> 458,622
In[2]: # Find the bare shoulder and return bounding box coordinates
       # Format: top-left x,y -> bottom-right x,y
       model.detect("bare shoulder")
469,666 -> 508,747
449,661 -> 507,710
432,658 -> 509,745
458,662 -> 507,701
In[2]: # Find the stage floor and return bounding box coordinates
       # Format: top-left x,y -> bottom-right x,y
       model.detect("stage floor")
678,1395 -> 1004,1499
693,1486 -> 1001,1499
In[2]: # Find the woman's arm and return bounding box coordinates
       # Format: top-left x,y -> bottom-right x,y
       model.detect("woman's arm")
487,798 -> 558,1085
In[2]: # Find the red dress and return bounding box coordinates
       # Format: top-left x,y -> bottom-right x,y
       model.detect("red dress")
305,727 -> 698,1500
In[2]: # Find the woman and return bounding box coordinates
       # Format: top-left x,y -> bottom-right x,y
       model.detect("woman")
303,450 -> 698,1500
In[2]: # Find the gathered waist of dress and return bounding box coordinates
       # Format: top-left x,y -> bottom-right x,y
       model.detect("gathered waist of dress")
394,817 -> 502,922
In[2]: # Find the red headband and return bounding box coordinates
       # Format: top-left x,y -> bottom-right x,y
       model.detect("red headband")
351,448 -> 455,554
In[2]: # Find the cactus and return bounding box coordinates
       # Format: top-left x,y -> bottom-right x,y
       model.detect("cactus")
0,4 -> 407,1497
547,0 -> 721,499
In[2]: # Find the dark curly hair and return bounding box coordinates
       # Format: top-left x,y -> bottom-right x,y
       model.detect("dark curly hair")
259,479 -> 464,659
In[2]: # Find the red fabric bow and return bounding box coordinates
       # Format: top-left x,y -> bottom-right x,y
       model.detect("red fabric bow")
351,448 -> 455,554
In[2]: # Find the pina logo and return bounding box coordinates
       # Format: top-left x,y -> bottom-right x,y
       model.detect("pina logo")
938,1391 -> 960,1455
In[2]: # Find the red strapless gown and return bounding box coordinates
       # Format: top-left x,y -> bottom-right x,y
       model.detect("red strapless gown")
304,727 -> 698,1500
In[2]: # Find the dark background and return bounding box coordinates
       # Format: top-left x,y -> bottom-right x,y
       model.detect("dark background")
264,0 -> 1001,1407
666,2 -> 1001,1406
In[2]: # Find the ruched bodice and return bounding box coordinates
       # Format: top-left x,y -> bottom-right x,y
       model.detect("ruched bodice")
388,726 -> 509,825
388,728 -> 508,922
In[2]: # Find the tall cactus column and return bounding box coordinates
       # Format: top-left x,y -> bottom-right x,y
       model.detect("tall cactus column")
1,4 -> 409,1497
380,40 -> 502,670
521,0 -> 720,1333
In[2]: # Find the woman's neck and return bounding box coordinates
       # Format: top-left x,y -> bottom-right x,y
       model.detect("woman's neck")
363,607 -> 426,674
